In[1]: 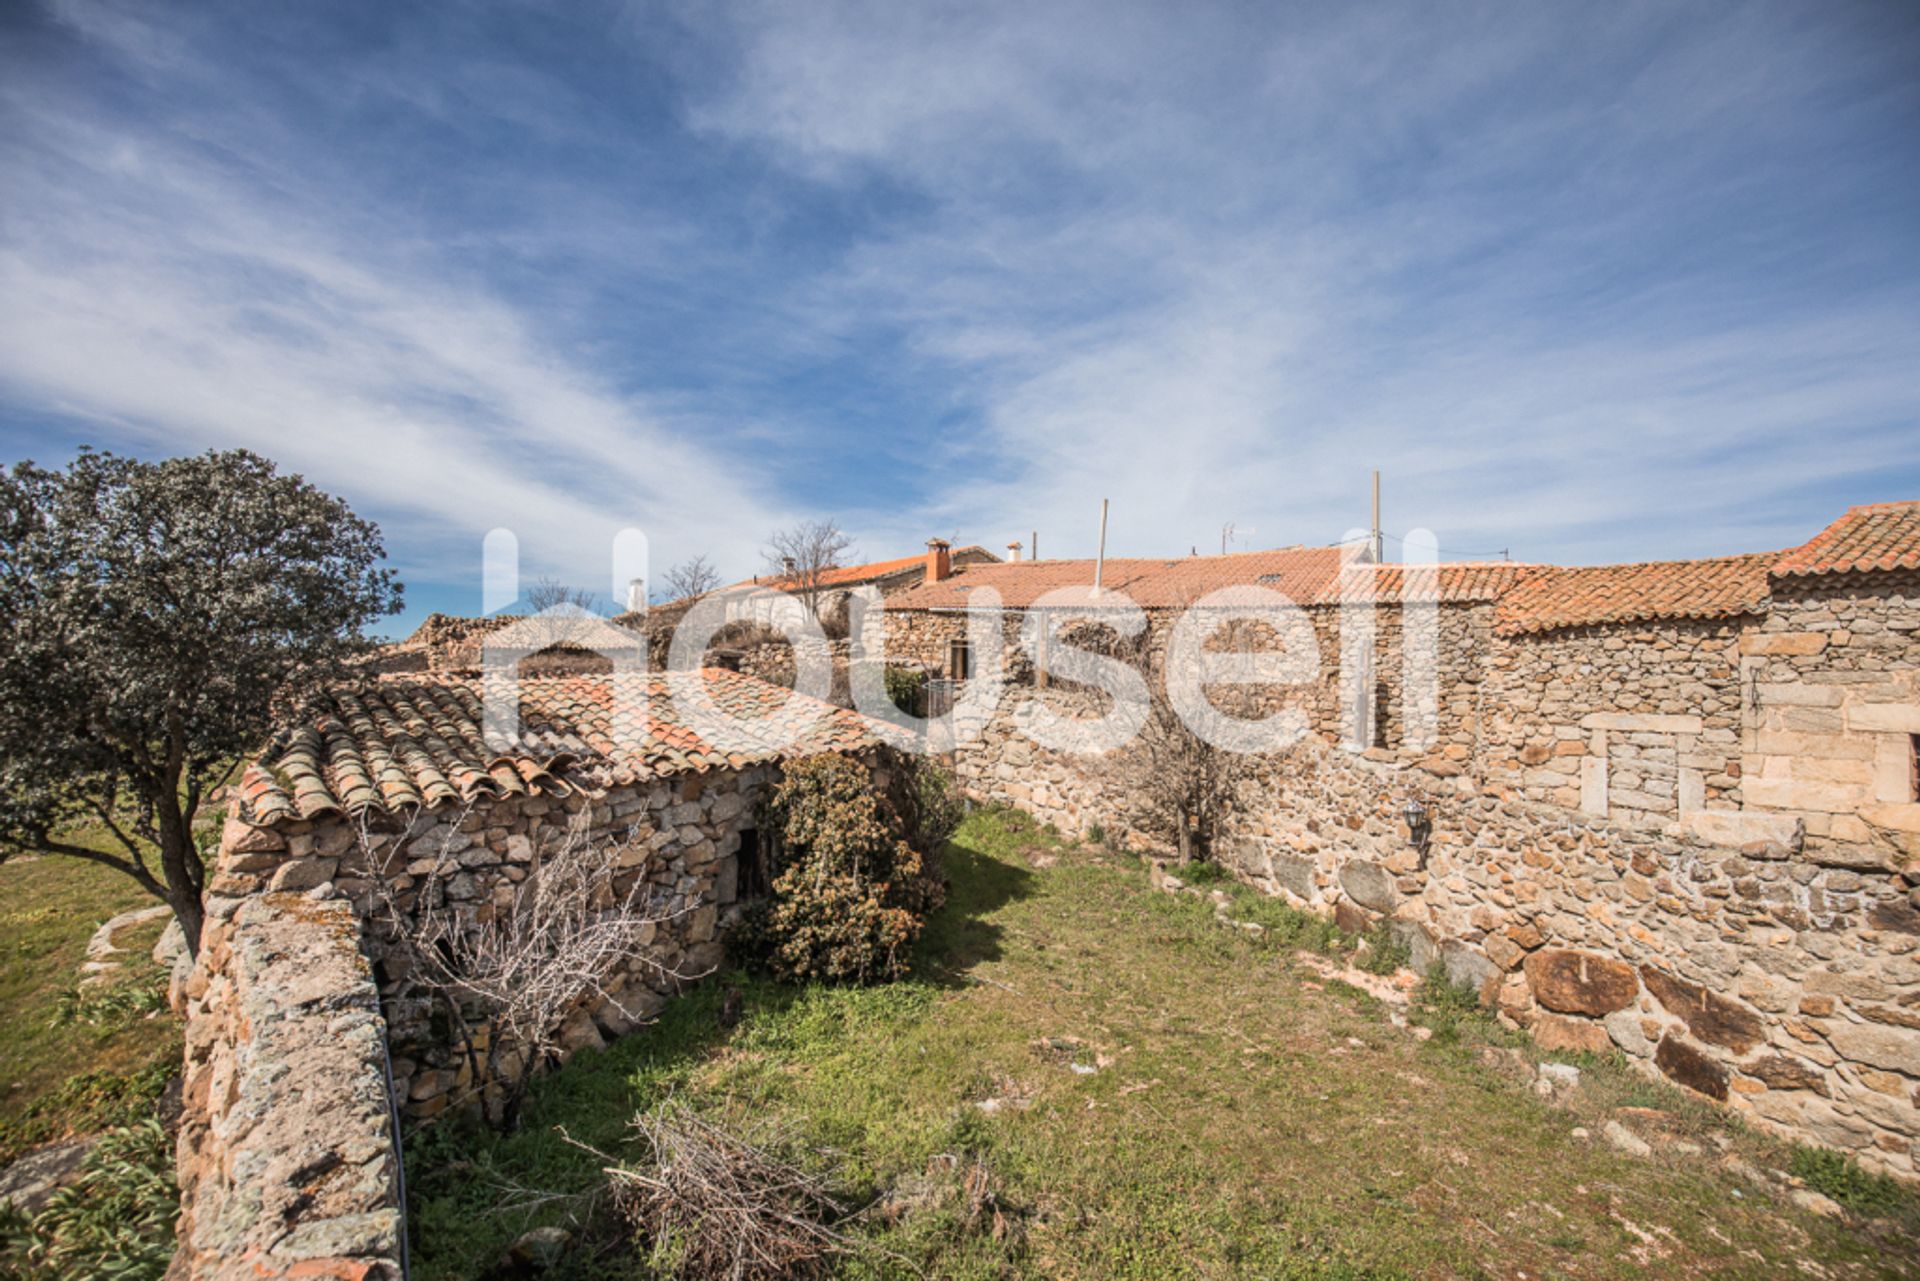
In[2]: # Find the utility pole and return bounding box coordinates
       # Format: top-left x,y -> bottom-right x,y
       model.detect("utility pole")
1221,521 -> 1234,556
1370,470 -> 1383,563
1093,499 -> 1109,596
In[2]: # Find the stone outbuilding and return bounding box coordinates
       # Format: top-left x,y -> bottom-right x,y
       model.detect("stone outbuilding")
172,666 -> 880,1280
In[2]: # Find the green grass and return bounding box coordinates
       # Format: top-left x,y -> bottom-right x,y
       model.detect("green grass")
406,811 -> 1918,1280
0,847 -> 183,1165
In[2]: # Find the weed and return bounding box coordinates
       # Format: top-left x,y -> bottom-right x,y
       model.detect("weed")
1177,859 -> 1230,885
0,1119 -> 176,1281
51,979 -> 168,1028
1353,922 -> 1411,975
1789,1145 -> 1908,1217
1411,965 -> 1487,1045
1085,823 -> 1106,846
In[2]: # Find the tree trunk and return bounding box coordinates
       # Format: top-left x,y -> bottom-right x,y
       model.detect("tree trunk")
170,886 -> 206,962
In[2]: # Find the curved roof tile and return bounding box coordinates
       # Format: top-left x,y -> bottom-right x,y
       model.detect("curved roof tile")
241,667 -> 878,828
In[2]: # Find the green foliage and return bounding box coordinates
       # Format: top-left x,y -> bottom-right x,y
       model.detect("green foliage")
1084,822 -> 1106,846
883,665 -> 927,716
0,1120 -> 176,1281
51,978 -> 168,1029
0,448 -> 402,949
1354,922 -> 1411,976
1412,965 -> 1487,1045
736,754 -> 946,985
1177,860 -> 1229,885
0,1063 -> 176,1167
1789,1145 -> 1908,1216
882,750 -> 964,864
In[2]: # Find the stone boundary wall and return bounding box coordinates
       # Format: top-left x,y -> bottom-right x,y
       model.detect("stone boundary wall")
171,892 -> 403,1281
947,686 -> 1920,1179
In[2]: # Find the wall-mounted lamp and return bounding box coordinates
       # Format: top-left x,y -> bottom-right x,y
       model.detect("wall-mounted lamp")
1402,798 -> 1433,869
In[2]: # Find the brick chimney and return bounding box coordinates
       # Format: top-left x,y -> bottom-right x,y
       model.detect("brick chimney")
1006,541 -> 1023,563
926,538 -> 952,583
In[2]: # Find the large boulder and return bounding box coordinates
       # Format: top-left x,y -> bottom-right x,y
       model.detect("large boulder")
1654,1034 -> 1729,1101
1638,967 -> 1764,1054
1524,949 -> 1639,1016
1338,860 -> 1397,913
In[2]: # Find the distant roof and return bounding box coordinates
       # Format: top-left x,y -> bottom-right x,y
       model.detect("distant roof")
885,546 -> 1351,610
1327,562 -> 1541,605
237,668 -> 876,827
1493,554 -> 1774,636
1772,501 -> 1920,579
724,545 -> 999,597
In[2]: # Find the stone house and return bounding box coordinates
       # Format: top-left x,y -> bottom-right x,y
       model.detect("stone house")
702,539 -> 1001,636
171,666 -> 879,1279
885,502 -> 1920,867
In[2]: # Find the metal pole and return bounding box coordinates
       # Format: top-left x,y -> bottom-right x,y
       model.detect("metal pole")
1093,499 -> 1109,595
1032,530 -> 1038,561
1371,470 -> 1383,562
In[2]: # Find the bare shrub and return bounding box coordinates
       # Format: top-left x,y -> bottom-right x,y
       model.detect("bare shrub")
764,520 -> 854,619
584,1104 -> 858,1281
365,808 -> 696,1129
525,577 -> 601,613
1108,683 -> 1252,863
659,555 -> 721,604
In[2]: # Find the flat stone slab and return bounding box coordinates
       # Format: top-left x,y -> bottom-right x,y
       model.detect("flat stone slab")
0,1137 -> 98,1216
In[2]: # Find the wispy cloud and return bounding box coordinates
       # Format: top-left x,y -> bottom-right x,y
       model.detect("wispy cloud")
1,0 -> 1916,627
682,0 -> 1920,561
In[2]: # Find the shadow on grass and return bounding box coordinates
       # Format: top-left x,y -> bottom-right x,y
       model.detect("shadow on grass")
404,815 -> 1040,1277
915,814 -> 1039,987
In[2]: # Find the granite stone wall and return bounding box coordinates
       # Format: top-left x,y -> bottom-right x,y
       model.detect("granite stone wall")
945,684 -> 1920,1179
171,762 -> 787,1275
170,892 -> 403,1281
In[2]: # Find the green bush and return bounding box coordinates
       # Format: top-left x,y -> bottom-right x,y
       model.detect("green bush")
881,751 -> 964,864
1354,922 -> 1411,975
0,1120 -> 176,1281
736,755 -> 947,985
883,666 -> 927,716
1085,823 -> 1106,846
1788,1144 -> 1907,1216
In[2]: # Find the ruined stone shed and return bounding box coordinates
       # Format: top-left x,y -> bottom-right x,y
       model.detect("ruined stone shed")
172,666 -> 881,1280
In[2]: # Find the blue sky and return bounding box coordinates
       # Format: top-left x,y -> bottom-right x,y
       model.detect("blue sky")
2,0 -> 1917,635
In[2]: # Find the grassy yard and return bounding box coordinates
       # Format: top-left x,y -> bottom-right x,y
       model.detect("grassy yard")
406,808 -> 1918,1280
0,849 -> 182,1165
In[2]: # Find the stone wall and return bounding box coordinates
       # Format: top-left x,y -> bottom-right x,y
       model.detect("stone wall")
171,892 -> 403,1281
1478,617 -> 1749,827
945,684 -> 1920,1179
172,761 -> 786,1273
202,767 -> 768,1121
1742,571 -> 1920,863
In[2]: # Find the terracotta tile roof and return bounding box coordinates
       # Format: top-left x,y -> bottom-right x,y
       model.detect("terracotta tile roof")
723,545 -> 999,596
1772,501 -> 1920,579
239,668 -> 877,826
1327,562 -> 1542,605
885,546 -> 1351,610
1493,553 -> 1773,636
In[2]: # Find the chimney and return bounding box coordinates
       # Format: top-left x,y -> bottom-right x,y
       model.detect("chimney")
782,556 -> 796,576
926,538 -> 952,583
626,577 -> 646,612
1006,540 -> 1023,563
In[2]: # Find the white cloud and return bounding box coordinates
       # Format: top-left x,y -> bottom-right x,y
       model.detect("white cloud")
0,65 -> 800,599
682,0 -> 1920,563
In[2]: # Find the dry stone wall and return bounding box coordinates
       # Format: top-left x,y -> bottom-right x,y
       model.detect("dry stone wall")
1478,617 -> 1749,827
170,892 -> 403,1281
1742,571 -> 1920,862
172,761 -> 788,1275
946,684 -> 1920,1179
